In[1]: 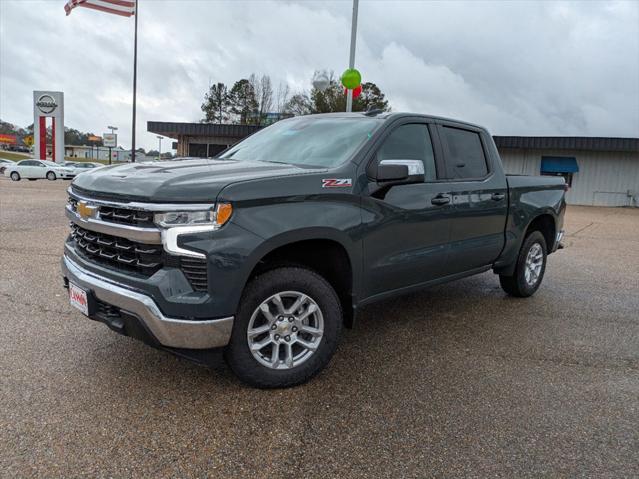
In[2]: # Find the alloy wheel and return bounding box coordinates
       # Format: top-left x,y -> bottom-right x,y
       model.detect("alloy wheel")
524,242 -> 544,286
247,291 -> 324,370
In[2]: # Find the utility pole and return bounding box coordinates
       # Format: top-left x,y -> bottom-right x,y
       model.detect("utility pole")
131,0 -> 139,162
346,0 -> 359,113
157,136 -> 162,161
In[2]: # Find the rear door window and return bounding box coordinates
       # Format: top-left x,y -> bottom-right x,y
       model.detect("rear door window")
440,126 -> 488,179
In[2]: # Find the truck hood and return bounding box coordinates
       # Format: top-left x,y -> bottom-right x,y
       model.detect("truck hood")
71,158 -> 325,202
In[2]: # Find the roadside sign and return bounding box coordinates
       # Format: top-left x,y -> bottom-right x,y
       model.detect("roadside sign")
23,135 -> 34,147
88,135 -> 102,142
103,133 -> 117,148
0,134 -> 17,144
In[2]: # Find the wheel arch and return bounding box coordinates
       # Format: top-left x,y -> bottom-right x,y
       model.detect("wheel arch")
243,228 -> 359,327
524,213 -> 556,251
494,209 -> 558,276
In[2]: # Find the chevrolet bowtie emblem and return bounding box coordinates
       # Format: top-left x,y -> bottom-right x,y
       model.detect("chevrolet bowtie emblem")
77,201 -> 97,220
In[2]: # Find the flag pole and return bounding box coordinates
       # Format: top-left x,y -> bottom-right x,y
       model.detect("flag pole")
131,0 -> 138,162
346,0 -> 359,113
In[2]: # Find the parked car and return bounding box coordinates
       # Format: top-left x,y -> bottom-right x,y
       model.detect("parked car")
65,162 -> 104,176
8,145 -> 31,153
0,158 -> 15,175
62,112 -> 566,388
5,159 -> 75,181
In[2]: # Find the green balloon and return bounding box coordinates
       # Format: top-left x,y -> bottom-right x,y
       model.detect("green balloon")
341,68 -> 362,90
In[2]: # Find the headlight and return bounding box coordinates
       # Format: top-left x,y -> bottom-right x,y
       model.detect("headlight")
153,203 -> 233,228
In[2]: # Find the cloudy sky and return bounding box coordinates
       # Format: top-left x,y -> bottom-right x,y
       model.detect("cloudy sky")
1,0 -> 638,151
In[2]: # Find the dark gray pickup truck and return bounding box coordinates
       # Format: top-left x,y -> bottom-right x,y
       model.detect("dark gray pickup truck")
62,112 -> 566,388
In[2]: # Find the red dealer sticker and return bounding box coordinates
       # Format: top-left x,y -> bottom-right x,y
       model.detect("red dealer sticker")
322,178 -> 352,188
69,282 -> 89,316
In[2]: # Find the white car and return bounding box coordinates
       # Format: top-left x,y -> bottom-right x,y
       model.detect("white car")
0,159 -> 16,174
4,159 -> 75,181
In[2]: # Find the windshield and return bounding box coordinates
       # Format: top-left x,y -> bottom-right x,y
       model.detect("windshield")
220,116 -> 382,168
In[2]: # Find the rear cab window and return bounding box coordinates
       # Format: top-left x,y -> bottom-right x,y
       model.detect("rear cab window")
440,126 -> 489,179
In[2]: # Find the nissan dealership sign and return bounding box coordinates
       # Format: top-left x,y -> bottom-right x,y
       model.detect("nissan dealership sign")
33,91 -> 64,163
35,94 -> 58,115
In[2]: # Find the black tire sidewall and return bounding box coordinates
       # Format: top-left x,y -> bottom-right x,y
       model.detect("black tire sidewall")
46,172 -> 56,181
225,267 -> 342,388
516,231 -> 547,296
10,172 -> 20,181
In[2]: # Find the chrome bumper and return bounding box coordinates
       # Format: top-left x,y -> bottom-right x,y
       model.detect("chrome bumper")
61,254 -> 233,349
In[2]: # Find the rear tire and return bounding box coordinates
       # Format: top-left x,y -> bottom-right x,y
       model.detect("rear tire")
499,231 -> 547,297
46,171 -> 56,181
10,172 -> 20,181
225,266 -> 342,388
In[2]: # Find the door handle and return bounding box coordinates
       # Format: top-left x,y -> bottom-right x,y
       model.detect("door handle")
491,192 -> 506,201
431,195 -> 451,206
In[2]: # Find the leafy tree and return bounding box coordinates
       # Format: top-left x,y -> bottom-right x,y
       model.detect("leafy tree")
229,79 -> 258,125
63,127 -> 103,146
310,75 -> 345,113
356,82 -> 390,112
201,82 -> 231,124
284,93 -> 312,116
284,73 -> 391,116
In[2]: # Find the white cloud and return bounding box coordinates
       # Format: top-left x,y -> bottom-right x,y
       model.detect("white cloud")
0,0 -> 637,151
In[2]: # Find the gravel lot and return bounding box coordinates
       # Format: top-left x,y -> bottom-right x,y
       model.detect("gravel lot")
1,178 -> 638,478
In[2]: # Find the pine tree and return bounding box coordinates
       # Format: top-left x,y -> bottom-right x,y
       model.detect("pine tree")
201,82 -> 231,124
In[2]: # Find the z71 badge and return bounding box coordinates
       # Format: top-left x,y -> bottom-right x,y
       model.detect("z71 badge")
322,178 -> 352,188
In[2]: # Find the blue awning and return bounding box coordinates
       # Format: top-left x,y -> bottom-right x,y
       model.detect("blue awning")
541,156 -> 579,173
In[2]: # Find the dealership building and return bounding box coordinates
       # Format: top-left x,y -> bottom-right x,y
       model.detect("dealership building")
148,121 -> 638,207
495,136 -> 638,207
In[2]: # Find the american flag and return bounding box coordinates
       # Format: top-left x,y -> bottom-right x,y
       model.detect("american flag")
65,0 -> 136,17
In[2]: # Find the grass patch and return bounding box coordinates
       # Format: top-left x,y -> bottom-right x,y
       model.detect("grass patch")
0,151 -> 30,161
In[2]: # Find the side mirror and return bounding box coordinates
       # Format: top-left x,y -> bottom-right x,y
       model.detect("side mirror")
376,159 -> 425,184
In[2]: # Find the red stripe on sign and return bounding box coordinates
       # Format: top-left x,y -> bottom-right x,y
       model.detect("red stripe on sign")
39,117 -> 46,160
52,117 -> 56,162
80,2 -> 134,17
101,0 -> 135,7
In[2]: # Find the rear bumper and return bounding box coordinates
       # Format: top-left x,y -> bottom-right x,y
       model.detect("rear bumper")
61,254 -> 233,349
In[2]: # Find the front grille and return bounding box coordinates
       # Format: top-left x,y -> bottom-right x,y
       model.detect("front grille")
71,224 -> 163,277
99,205 -> 155,228
70,223 -> 209,291
67,196 -> 154,228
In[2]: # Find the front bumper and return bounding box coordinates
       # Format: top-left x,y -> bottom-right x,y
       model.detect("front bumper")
62,254 -> 233,349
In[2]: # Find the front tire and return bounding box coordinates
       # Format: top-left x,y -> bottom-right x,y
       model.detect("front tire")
499,231 -> 547,297
225,266 -> 342,388
10,172 -> 20,181
46,171 -> 56,181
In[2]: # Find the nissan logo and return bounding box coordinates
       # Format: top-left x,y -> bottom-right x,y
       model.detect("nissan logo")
36,94 -> 58,114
